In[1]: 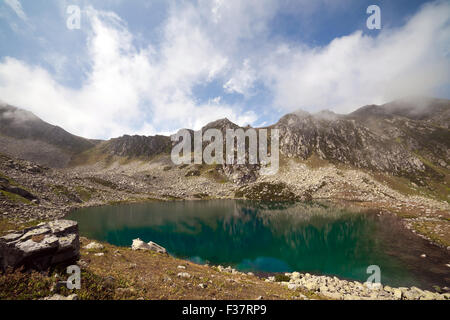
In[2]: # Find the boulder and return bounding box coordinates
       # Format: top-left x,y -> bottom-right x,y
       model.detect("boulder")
43,294 -> 78,301
0,220 -> 80,271
131,238 -> 167,254
177,272 -> 191,279
393,288 -> 403,300
148,241 -> 167,254
83,242 -> 104,250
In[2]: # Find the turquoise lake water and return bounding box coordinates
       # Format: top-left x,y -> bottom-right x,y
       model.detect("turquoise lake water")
67,200 -> 450,289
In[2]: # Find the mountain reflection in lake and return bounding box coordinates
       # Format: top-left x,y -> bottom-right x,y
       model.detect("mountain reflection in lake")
68,200 -> 450,289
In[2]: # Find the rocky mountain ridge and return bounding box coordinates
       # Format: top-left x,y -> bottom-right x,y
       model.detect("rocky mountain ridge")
0,97 -> 448,186
0,103 -> 97,167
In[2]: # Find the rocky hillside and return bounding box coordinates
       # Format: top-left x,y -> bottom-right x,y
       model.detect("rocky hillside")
0,103 -> 97,167
274,97 -> 449,183
0,97 -> 448,186
99,135 -> 171,158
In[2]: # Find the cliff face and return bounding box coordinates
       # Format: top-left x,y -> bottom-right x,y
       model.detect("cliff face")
101,135 -> 171,158
0,97 -> 448,185
273,98 -> 449,183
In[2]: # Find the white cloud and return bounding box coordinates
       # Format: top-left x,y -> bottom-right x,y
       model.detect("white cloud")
0,4 -> 257,139
0,0 -> 449,140
4,0 -> 27,21
260,1 -> 450,113
224,59 -> 256,96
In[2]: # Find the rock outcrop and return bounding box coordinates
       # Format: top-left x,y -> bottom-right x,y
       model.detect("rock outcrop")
0,220 -> 80,271
102,135 -> 171,158
131,238 -> 167,254
0,176 -> 38,202
277,271 -> 450,300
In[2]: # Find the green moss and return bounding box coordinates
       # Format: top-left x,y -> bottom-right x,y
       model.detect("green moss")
412,222 -> 447,247
0,190 -> 31,204
75,186 -> 94,202
274,274 -> 290,282
0,172 -> 34,195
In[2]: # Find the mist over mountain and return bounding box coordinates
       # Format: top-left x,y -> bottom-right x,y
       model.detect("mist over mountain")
0,103 -> 97,167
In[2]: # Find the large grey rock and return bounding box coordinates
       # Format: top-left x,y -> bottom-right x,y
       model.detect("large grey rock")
0,220 -> 80,271
131,238 -> 167,254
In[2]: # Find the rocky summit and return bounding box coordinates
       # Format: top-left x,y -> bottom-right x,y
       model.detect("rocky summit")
0,220 -> 80,271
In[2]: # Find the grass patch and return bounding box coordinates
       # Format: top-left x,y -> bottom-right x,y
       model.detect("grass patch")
412,221 -> 450,247
0,190 -> 31,204
75,186 -> 94,202
372,171 -> 450,204
51,185 -> 81,203
274,274 -> 290,282
0,268 -> 116,300
0,219 -> 43,237
86,177 -> 118,190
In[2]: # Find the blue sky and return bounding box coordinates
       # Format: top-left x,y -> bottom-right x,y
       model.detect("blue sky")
0,0 -> 449,139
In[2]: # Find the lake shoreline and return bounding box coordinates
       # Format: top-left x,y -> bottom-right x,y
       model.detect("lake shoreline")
67,199 -> 450,292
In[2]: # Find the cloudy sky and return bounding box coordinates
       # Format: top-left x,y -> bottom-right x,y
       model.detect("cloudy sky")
0,0 -> 449,139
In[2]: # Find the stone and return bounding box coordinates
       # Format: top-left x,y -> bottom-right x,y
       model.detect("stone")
43,294 -> 78,300
103,276 -> 115,288
131,238 -> 167,254
326,292 -> 343,300
393,288 -> 403,300
177,272 -> 191,279
94,252 -> 104,257
83,242 -> 104,250
319,285 -> 329,293
77,259 -> 89,268
291,272 -> 301,280
0,220 -> 79,271
421,290 -> 437,300
287,283 -> 301,290
148,241 -> 167,254
177,265 -> 186,269
304,281 -> 319,291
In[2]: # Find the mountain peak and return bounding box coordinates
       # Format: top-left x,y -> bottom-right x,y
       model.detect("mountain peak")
202,118 -> 240,131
